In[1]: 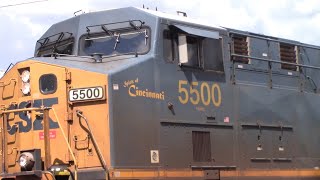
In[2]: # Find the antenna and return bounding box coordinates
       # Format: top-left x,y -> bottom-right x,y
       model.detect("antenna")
74,10 -> 85,16
177,11 -> 187,17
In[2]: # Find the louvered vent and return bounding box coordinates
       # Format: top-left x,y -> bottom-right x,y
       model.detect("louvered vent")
280,43 -> 297,71
192,131 -> 211,162
232,35 -> 249,64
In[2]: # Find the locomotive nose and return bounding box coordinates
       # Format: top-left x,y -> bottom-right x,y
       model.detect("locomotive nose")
0,60 -> 110,179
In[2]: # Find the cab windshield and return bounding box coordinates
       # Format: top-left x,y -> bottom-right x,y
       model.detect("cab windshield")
79,29 -> 149,56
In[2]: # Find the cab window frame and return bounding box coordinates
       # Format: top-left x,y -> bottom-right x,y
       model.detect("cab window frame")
163,29 -> 179,63
78,26 -> 151,57
163,25 -> 224,73
179,34 -> 204,69
36,37 -> 74,57
39,74 -> 57,95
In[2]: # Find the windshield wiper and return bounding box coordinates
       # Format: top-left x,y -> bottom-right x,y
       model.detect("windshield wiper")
102,51 -> 139,59
144,30 -> 149,45
113,33 -> 120,50
101,25 -> 114,37
129,20 -> 141,30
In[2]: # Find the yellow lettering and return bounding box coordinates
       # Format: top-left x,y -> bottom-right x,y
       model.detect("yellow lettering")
201,82 -> 211,106
190,82 -> 200,105
137,90 -> 143,96
178,80 -> 222,106
127,82 -> 165,101
212,83 -> 222,107
128,85 -> 136,97
178,80 -> 189,104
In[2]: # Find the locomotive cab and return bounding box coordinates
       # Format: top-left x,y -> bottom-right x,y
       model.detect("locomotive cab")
36,20 -> 150,60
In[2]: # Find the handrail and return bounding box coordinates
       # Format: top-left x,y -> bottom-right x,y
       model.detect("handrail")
231,53 -> 320,91
86,20 -> 144,35
1,114 -> 8,173
52,107 -> 78,180
76,110 -> 109,179
228,30 -> 320,51
4,63 -> 14,75
36,32 -> 73,47
1,107 -> 42,114
231,54 -> 320,70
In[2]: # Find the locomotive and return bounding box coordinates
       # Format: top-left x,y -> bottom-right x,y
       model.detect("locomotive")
0,6 -> 320,180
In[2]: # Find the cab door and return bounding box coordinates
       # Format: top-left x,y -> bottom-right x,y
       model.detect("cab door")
29,62 -> 70,164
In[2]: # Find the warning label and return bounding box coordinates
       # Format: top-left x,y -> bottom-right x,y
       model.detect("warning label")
39,130 -> 57,140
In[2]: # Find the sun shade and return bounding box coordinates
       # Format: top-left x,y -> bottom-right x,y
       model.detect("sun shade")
173,24 -> 219,39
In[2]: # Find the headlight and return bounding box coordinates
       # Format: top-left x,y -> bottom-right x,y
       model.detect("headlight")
19,155 -> 27,167
18,152 -> 35,171
21,70 -> 30,83
21,82 -> 31,95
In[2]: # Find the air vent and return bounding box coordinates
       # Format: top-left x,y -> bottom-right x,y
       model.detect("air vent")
232,35 -> 249,64
280,43 -> 297,71
192,131 -> 211,162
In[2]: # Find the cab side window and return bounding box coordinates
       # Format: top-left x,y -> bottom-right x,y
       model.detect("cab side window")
202,38 -> 224,72
163,25 -> 224,72
182,36 -> 202,68
39,74 -> 57,94
163,30 -> 178,62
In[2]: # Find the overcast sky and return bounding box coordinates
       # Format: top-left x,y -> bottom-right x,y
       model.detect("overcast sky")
1,0 -> 320,69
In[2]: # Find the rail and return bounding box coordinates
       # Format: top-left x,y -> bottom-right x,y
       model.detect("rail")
85,20 -> 144,36
230,54 -> 320,92
76,110 -> 109,179
52,108 -> 78,180
1,107 -> 78,180
229,30 -> 320,50
36,32 -> 73,47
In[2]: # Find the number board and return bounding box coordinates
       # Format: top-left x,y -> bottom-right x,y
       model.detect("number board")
69,86 -> 104,102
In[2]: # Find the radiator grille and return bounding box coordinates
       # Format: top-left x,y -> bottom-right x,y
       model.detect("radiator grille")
192,131 -> 211,162
280,43 -> 297,71
232,35 -> 249,64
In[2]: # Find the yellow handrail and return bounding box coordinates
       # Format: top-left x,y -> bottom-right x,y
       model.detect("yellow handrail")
52,107 -> 78,180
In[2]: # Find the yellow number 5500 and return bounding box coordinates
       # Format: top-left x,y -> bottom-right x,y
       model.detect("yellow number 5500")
178,80 -> 221,107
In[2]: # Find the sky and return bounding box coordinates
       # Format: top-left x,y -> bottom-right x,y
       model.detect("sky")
1,0 -> 320,70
